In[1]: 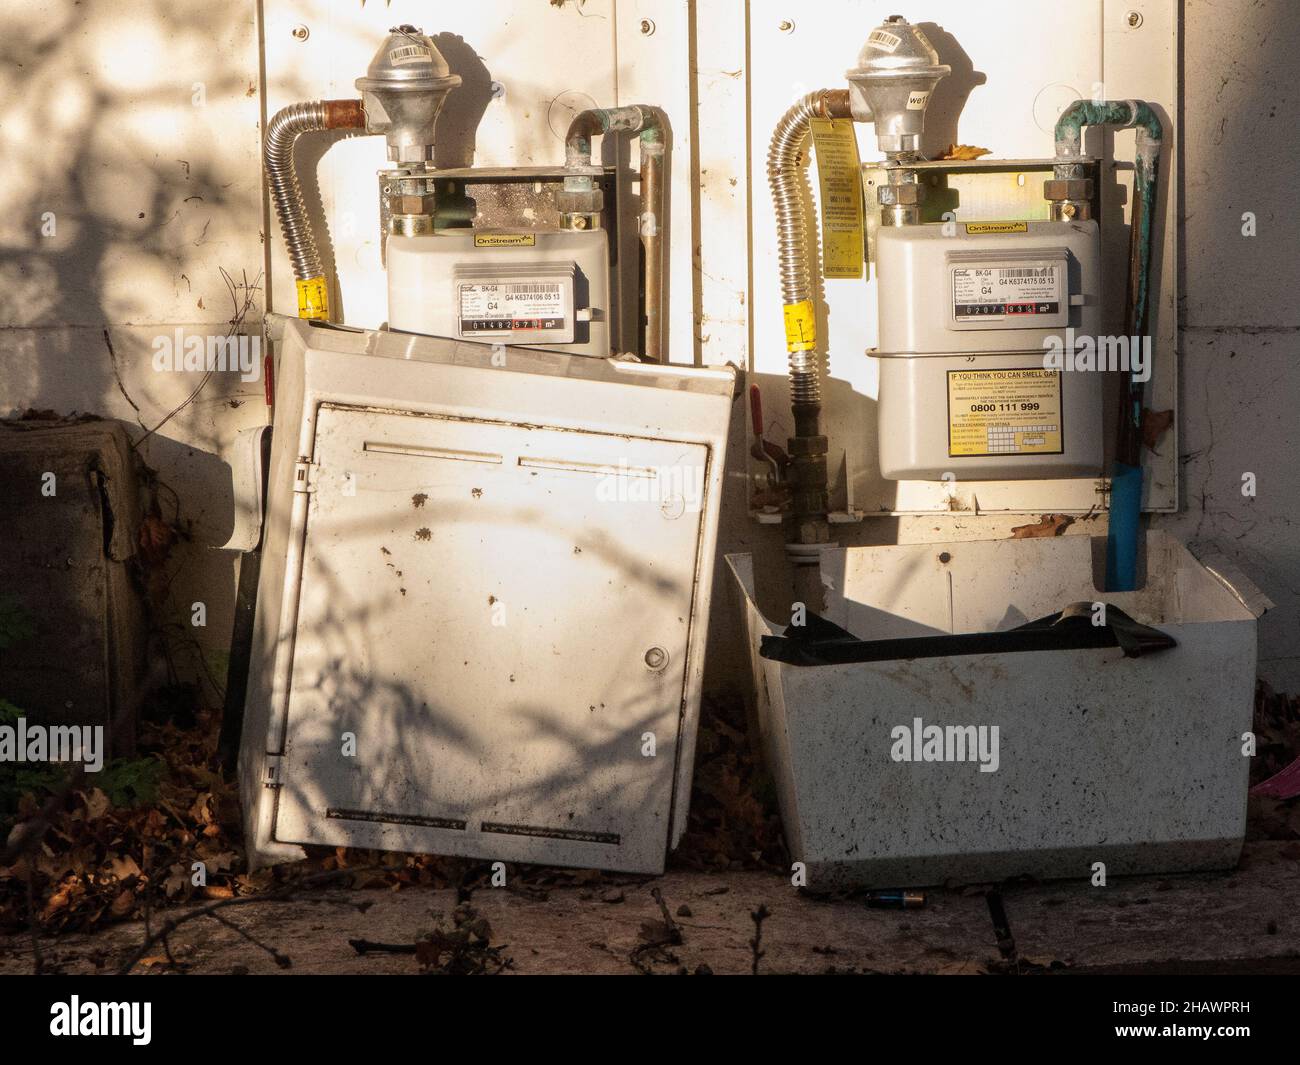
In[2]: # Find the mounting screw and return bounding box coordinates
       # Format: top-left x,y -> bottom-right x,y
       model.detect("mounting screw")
291,24 -> 310,41
640,18 -> 656,36
644,646 -> 668,671
1125,10 -> 1143,28
779,19 -> 795,33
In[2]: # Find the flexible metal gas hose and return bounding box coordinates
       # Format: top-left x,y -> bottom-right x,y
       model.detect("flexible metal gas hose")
767,90 -> 852,408
264,99 -> 366,320
767,93 -> 825,406
765,91 -> 854,571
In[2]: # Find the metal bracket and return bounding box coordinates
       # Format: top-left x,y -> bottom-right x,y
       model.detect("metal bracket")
292,460 -> 318,494
263,754 -> 284,788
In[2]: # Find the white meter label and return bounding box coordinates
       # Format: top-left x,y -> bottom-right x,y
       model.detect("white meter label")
952,262 -> 1063,322
947,368 -> 1064,457
458,281 -> 566,335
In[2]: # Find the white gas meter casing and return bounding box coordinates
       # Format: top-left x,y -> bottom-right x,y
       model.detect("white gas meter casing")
386,228 -> 610,357
875,219 -> 1103,481
239,316 -> 735,874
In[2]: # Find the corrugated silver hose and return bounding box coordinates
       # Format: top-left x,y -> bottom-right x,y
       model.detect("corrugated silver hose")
767,92 -> 831,406
264,101 -> 329,282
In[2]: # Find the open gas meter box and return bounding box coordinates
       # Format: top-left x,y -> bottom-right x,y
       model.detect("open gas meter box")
242,27 -> 735,874
240,318 -> 733,873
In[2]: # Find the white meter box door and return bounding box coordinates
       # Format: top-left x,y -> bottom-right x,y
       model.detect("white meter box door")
272,403 -> 706,873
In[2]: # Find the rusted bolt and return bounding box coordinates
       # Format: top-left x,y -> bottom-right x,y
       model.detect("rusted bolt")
779,19 -> 795,33
644,646 -> 668,670
291,24 -> 310,41
640,18 -> 656,35
938,552 -> 952,564
1126,11 -> 1143,28
1044,177 -> 1093,201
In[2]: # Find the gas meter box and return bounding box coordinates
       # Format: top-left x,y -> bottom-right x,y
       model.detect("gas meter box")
875,219 -> 1103,481
387,228 -> 610,357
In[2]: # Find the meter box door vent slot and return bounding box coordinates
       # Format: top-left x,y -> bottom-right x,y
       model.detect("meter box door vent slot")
874,219 -> 1103,481
386,228 -> 610,357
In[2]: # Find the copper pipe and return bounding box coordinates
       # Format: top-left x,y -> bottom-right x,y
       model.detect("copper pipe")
264,98 -> 366,285
564,107 -> 666,362
640,134 -> 665,364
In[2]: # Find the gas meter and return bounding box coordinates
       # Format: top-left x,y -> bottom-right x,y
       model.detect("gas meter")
766,14 -> 1162,594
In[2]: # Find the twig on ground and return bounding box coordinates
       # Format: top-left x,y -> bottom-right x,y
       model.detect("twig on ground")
209,911 -> 291,969
750,903 -> 770,975
349,938 -> 418,956
117,865 -> 375,975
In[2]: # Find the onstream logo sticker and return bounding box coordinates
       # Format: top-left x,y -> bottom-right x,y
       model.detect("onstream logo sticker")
964,221 -> 1028,235
474,232 -> 536,249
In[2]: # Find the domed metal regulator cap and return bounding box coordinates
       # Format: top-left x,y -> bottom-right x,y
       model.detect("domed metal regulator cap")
355,25 -> 462,164
846,16 -> 950,156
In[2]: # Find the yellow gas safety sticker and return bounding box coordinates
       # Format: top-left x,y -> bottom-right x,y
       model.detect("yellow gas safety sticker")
296,276 -> 330,320
783,300 -> 817,352
947,368 -> 1064,457
810,117 -> 864,279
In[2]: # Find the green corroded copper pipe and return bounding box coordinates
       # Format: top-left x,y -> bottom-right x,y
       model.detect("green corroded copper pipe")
1055,101 -> 1163,591
1054,100 -> 1162,361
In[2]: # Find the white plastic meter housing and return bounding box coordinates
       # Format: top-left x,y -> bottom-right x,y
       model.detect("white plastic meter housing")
875,219 -> 1103,481
387,228 -> 610,357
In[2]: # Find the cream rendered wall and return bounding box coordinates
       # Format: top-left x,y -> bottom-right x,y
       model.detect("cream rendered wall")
0,1 -> 266,699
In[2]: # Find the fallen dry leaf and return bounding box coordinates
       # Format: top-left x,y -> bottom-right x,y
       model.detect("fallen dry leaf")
1141,407 -> 1174,452
941,144 -> 992,161
1010,514 -> 1075,538
137,514 -> 177,567
82,789 -> 110,820
108,854 -> 141,881
110,888 -> 136,918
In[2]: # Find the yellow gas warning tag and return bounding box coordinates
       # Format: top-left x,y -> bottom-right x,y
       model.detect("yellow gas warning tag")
964,221 -> 1029,235
474,232 -> 536,248
296,276 -> 329,320
783,300 -> 816,352
947,368 -> 1064,457
810,117 -> 864,279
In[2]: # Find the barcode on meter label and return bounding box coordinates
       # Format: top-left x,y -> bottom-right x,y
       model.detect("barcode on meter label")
458,281 -> 567,334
